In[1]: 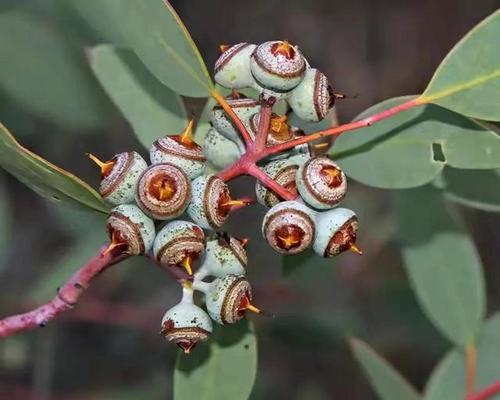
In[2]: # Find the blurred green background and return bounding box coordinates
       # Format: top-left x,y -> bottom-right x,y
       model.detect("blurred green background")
0,0 -> 499,399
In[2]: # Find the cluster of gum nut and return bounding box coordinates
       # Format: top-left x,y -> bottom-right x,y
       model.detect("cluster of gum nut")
88,40 -> 361,354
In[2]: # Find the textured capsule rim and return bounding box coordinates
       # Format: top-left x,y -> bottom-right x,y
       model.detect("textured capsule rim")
263,208 -> 315,253
313,70 -> 331,120
153,137 -> 206,162
220,277 -> 251,324
324,216 -> 358,257
252,43 -> 306,79
215,42 -> 252,73
101,152 -> 134,198
203,175 -> 228,229
107,211 -> 145,254
263,164 -> 298,207
302,157 -> 346,206
228,238 -> 248,267
136,163 -> 191,218
161,325 -> 211,342
157,236 -> 205,265
213,97 -> 259,110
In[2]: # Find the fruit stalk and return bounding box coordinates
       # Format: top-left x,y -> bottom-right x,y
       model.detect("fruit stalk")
0,246 -> 128,338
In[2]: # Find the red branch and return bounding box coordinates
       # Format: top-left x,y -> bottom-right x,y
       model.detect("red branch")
212,92 -> 423,203
466,381 -> 500,400
0,246 -> 127,338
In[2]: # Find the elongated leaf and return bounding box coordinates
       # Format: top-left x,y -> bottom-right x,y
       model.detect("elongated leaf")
332,96 -> 500,188
434,168 -> 500,213
0,123 -> 109,213
421,11 -> 500,121
0,11 -> 109,130
350,338 -> 421,400
0,177 -> 11,270
395,187 -> 485,346
79,0 -> 212,97
425,313 -> 500,400
174,319 -> 257,400
90,45 -> 187,148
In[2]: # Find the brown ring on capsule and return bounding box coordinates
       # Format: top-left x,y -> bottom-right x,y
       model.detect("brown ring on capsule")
302,157 -> 347,207
160,324 -> 211,354
100,152 -> 134,198
325,216 -> 359,257
220,277 -> 253,324
157,233 -> 205,267
264,164 -> 299,207
152,136 -> 205,161
217,234 -> 248,267
252,42 -> 306,79
313,70 -> 334,121
263,208 -> 315,254
136,163 -> 191,220
203,175 -> 232,229
106,211 -> 144,255
215,42 -> 252,73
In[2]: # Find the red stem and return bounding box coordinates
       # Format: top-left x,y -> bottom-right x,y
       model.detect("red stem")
262,98 -> 422,157
254,101 -> 274,151
0,246 -> 127,338
466,381 -> 500,400
247,164 -> 297,201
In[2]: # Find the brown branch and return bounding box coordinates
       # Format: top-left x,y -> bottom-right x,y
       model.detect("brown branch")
0,245 -> 128,338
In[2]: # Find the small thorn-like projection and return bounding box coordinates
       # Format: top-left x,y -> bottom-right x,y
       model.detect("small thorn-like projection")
349,243 -> 363,255
178,341 -> 196,354
181,255 -> 193,276
313,143 -> 330,150
239,238 -> 250,248
271,40 -> 295,59
179,119 -> 195,146
220,197 -> 253,209
239,294 -> 262,315
219,44 -> 230,53
87,153 -> 115,177
103,230 -> 127,256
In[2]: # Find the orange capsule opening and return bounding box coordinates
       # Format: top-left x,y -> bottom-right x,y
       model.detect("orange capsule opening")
271,40 -> 296,59
275,225 -> 304,250
269,115 -> 292,141
150,174 -> 177,201
103,229 -> 128,256
320,165 -> 343,188
238,292 -> 262,316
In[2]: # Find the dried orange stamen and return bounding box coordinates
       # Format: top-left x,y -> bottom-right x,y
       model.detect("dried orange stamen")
271,40 -> 295,59
239,295 -> 262,315
103,230 -> 127,256
181,256 -> 193,276
219,44 -> 230,53
87,153 -> 115,177
349,243 -> 363,255
179,119 -> 195,146
322,166 -> 342,186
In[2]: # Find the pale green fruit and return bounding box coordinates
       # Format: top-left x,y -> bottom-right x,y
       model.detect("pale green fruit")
203,128 -> 243,170
214,43 -> 257,89
313,208 -> 360,257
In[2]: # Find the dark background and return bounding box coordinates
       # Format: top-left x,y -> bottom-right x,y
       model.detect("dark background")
0,0 -> 499,399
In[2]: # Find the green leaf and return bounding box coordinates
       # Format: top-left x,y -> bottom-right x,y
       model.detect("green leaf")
90,45 -> 187,149
0,11 -> 109,130
0,177 -> 11,269
332,96 -> 500,189
434,168 -> 500,213
0,123 -> 109,213
425,313 -> 500,400
421,11 -> 500,121
174,319 -> 257,400
80,0 -> 212,97
350,338 -> 421,400
395,186 -> 485,346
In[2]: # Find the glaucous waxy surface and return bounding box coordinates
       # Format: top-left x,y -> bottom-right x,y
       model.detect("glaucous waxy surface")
255,158 -> 299,208
100,151 -> 147,205
197,235 -> 247,279
203,128 -> 242,170
107,204 -> 155,255
288,68 -> 334,122
313,208 -> 358,257
214,43 -> 257,89
262,200 -> 316,254
296,156 -> 347,210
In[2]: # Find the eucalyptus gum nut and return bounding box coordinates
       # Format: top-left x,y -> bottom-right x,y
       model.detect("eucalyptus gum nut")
100,151 -> 148,205
187,175 -> 231,230
255,158 -> 299,207
296,157 -> 347,210
203,128 -> 243,170
135,163 -> 191,220
210,97 -> 260,145
288,68 -> 335,122
214,43 -> 257,89
313,208 -> 358,257
203,275 -> 254,325
153,220 -> 205,267
250,41 -> 307,91
262,200 -> 316,254
149,136 -> 205,179
107,204 -> 155,255
197,235 -> 247,279
160,288 -> 213,353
